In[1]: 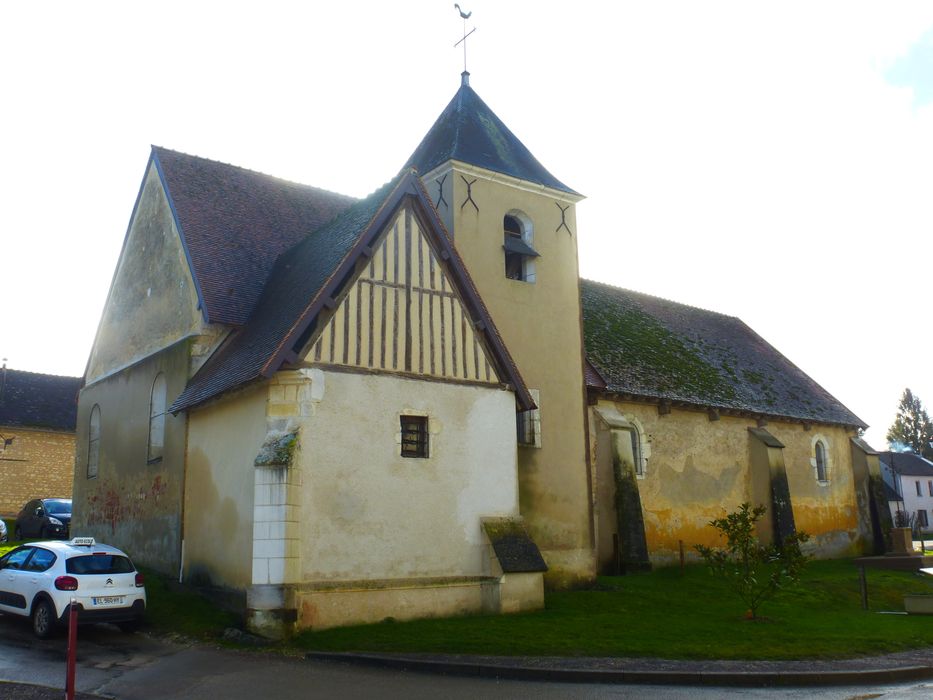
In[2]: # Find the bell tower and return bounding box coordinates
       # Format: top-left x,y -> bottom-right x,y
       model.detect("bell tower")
405,73 -> 594,586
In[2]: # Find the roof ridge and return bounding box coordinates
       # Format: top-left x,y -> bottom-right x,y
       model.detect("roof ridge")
0,367 -> 83,381
580,278 -> 741,322
151,145 -> 358,202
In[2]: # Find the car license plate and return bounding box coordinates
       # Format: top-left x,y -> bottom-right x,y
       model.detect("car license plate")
92,596 -> 125,606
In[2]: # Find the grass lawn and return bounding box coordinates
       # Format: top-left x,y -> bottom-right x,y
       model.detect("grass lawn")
292,560 -> 933,660
2,534 -> 933,660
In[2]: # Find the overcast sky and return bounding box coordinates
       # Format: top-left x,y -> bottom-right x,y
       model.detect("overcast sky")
2,1 -> 932,447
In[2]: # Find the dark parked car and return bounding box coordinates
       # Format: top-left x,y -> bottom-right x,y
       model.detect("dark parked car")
14,499 -> 71,540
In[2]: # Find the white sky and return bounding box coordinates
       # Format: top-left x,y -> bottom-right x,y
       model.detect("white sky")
2,1 -> 932,448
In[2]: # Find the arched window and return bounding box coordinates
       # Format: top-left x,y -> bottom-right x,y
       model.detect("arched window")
87,405 -> 101,479
148,373 -> 167,462
503,213 -> 538,283
814,440 -> 828,482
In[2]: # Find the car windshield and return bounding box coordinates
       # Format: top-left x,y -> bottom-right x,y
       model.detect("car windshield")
43,499 -> 71,515
65,554 -> 134,575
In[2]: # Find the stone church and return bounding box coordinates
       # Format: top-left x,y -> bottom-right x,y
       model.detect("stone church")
72,72 -> 889,636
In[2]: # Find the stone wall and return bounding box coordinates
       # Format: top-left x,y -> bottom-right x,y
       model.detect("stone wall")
0,427 -> 75,517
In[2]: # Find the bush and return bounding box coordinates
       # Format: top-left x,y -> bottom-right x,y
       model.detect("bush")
695,503 -> 810,620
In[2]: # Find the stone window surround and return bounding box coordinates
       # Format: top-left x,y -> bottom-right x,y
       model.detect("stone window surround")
810,433 -> 831,485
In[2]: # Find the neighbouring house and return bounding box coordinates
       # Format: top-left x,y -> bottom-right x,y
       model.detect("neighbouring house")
72,71 -> 887,636
0,365 -> 82,517
880,451 -> 933,530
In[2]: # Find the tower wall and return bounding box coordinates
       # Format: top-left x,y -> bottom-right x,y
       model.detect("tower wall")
423,163 -> 595,586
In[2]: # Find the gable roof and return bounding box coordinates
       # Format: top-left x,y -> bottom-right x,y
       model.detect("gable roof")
404,77 -> 579,196
581,280 -> 865,428
152,147 -> 356,326
879,451 -> 933,477
0,368 -> 83,432
171,170 -> 533,413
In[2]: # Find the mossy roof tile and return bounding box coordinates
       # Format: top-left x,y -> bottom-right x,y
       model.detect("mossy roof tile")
581,280 -> 865,428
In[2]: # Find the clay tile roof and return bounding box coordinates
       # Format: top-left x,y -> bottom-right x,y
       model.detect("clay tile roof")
581,279 -> 865,428
0,368 -> 83,432
171,176 -> 397,412
153,147 -> 356,326
404,82 -> 579,196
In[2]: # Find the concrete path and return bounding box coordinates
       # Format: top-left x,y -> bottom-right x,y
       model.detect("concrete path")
2,612 -> 933,699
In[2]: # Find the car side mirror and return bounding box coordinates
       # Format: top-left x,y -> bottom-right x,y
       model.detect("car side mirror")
35,508 -> 44,517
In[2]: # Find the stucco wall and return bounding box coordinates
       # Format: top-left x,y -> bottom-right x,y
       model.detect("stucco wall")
424,164 -> 593,585
298,369 -> 519,581
590,400 -> 862,566
72,342 -> 189,574
86,163 -> 203,384
184,384 -> 267,589
0,427 -> 75,517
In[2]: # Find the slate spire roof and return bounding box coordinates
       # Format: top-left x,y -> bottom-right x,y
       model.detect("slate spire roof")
581,279 -> 865,428
0,368 -> 83,432
405,77 -> 579,196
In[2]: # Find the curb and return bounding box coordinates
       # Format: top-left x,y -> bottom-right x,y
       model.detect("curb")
306,652 -> 933,687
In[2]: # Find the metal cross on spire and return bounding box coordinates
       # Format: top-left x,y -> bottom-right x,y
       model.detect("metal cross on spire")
453,4 -> 475,77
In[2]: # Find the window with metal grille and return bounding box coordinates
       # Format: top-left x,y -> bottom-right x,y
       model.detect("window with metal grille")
918,509 -> 929,528
400,415 -> 429,458
517,389 -> 541,448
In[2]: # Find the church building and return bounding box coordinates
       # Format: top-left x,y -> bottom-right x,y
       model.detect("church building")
72,72 -> 890,636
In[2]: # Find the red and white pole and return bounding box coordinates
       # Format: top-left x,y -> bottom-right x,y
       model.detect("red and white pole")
65,598 -> 77,700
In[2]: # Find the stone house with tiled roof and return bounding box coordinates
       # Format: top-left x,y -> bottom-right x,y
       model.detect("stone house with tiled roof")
73,71 -> 889,636
0,366 -> 82,517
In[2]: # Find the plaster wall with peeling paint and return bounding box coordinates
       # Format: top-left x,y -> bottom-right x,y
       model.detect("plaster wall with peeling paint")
590,400 -> 862,569
422,165 -> 594,587
72,342 -> 189,573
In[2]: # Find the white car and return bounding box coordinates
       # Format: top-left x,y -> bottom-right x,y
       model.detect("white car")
0,537 -> 146,638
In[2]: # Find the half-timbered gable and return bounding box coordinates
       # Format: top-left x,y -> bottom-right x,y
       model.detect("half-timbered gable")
308,204 -> 500,385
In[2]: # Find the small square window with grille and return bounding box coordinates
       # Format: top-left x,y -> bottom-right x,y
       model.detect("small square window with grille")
400,415 -> 429,458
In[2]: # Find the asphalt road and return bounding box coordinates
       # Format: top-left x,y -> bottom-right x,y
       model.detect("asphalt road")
1,614 -> 932,699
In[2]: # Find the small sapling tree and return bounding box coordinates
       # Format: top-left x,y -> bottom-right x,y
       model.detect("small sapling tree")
695,503 -> 810,620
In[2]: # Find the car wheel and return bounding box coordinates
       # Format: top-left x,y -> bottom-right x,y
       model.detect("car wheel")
32,599 -> 57,639
39,525 -> 49,539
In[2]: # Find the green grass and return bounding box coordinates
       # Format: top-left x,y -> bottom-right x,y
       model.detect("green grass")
292,560 -> 933,660
2,540 -> 932,659
141,568 -> 239,640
